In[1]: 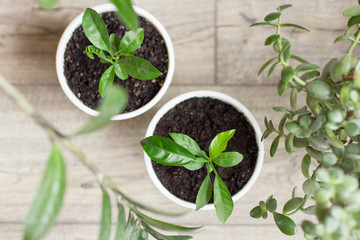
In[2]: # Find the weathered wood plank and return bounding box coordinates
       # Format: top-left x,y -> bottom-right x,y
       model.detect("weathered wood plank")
216,0 -> 350,85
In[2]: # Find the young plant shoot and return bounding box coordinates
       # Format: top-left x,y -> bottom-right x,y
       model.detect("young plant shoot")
250,3 -> 360,239
141,129 -> 244,223
81,6 -> 162,97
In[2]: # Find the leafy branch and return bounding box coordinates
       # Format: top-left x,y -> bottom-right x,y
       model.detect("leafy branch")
141,129 -> 243,223
250,3 -> 360,239
0,73 -> 198,240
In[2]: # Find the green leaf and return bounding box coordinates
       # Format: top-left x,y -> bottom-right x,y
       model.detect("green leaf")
82,8 -> 110,52
279,42 -> 291,64
85,45 -> 112,63
129,229 -> 149,240
281,66 -> 294,83
250,22 -> 278,27
277,4 -> 292,12
334,35 -> 355,44
258,57 -> 278,76
264,34 -> 280,46
305,146 -> 323,161
99,187 -> 111,240
76,86 -> 128,135
291,55 -> 309,64
122,56 -> 162,80
99,65 -> 116,97
268,62 -> 282,77
273,213 -> 297,235
196,174 -> 212,210
307,80 -> 333,101
169,133 -> 204,157
124,213 -> 137,239
270,135 -> 280,157
209,129 -> 236,158
110,0 -> 139,30
110,33 -> 120,55
283,198 -> 303,214
36,0 -> 58,10
285,133 -> 295,154
280,23 -> 310,32
344,6 -> 360,17
141,136 -> 196,166
250,206 -> 263,219
348,15 -> 360,27
290,88 -> 297,110
302,179 -> 320,196
266,198 -> 277,213
141,221 -> 193,240
273,106 -> 288,113
277,80 -> 287,96
300,70 -> 320,81
24,145 -> 66,240
119,28 -> 144,54
212,152 -> 243,167
295,63 -> 319,73
264,12 -> 281,22
114,203 -> 126,240
184,161 -> 204,171
214,174 -> 233,223
115,63 -> 128,80
301,205 -> 316,215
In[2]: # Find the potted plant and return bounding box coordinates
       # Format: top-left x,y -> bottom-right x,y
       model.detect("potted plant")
141,90 -> 264,223
249,3 -> 360,239
56,0 -> 174,120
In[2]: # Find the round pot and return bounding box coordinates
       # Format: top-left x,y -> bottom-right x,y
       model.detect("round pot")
56,3 -> 175,120
144,90 -> 264,210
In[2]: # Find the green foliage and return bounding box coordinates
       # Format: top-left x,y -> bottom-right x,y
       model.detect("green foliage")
141,130 -> 243,223
82,7 -> 162,97
250,3 -> 360,238
36,0 -> 58,10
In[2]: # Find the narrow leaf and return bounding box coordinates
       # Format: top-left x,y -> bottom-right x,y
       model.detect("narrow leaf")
99,65 -> 115,97
258,57 -> 278,76
141,221 -> 193,240
24,145 -> 66,240
196,174 -> 212,210
110,0 -> 139,30
114,203 -> 126,240
129,229 -> 149,240
264,12 -> 281,22
209,129 -> 236,158
169,133 -> 204,157
285,133 -> 295,153
344,6 -> 360,17
264,34 -> 280,46
277,4 -> 292,12
119,28 -> 145,54
122,56 -> 162,80
110,33 -> 120,55
270,135 -> 280,157
268,62 -> 282,77
82,8 -> 110,51
301,154 -> 311,179
141,136 -> 196,166
334,35 -> 355,44
85,45 -> 112,63
214,174 -> 233,223
291,55 -> 309,64
250,22 -> 278,27
290,88 -> 297,110
280,23 -> 310,32
213,152 -> 243,167
99,187 -> 111,240
295,63 -> 319,73
273,213 -> 297,235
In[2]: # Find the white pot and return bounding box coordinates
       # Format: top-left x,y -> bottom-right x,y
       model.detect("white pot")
144,90 -> 265,210
56,3 -> 175,120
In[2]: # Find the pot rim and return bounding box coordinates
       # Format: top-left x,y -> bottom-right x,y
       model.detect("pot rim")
144,90 -> 264,210
56,3 -> 175,120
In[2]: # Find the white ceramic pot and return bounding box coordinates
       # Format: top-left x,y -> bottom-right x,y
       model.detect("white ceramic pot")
144,90 -> 265,210
56,3 -> 175,120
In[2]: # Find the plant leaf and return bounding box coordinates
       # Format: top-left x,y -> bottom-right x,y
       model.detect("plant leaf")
122,56 -> 162,80
99,65 -> 116,97
141,136 -> 196,166
264,34 -> 280,46
334,35 -> 355,44
250,22 -> 278,27
264,12 -> 281,22
214,174 -> 233,223
277,4 -> 292,12
110,33 -> 120,55
76,86 -> 128,135
250,206 -> 263,218
283,197 -> 303,214
141,221 -> 193,240
129,229 -> 149,240
114,203 -> 126,240
212,152 -> 243,167
119,28 -> 145,54
115,63 -> 128,80
273,213 -> 297,235
24,145 -> 66,240
295,63 -> 319,73
169,133 -> 204,156
110,0 -> 139,30
270,135 -> 280,157
196,174 -> 212,210
124,212 -> 137,239
344,6 -> 360,17
301,154 -> 311,179
291,55 -> 309,64
268,62 -> 282,77
209,129 -> 236,159
36,0 -> 58,10
85,45 -> 112,63
82,8 -> 110,51
290,88 -> 297,110
258,57 -> 278,76
184,161 -> 204,171
99,187 -> 111,240
280,23 -> 310,32
348,15 -> 360,27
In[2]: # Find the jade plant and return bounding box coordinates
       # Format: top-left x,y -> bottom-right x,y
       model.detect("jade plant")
82,0 -> 162,97
249,3 -> 360,239
0,74 -> 199,240
141,129 -> 244,223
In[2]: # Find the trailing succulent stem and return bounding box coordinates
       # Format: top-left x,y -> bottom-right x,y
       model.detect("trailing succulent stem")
82,0 -> 162,97
0,73 -> 198,240
141,129 -> 244,223
250,3 -> 360,239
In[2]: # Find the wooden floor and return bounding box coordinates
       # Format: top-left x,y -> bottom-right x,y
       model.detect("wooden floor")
0,0 -> 352,239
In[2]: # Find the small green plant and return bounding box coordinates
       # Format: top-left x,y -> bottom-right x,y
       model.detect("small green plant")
82,2 -> 162,97
141,129 -> 244,223
250,3 -> 360,239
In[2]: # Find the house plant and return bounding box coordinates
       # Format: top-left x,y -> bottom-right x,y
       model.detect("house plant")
250,3 -> 360,239
56,2 -> 174,120
141,90 -> 264,223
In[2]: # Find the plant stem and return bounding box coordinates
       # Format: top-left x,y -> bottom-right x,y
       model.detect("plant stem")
347,29 -> 360,54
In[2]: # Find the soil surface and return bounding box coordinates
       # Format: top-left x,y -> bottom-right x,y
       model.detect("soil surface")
64,12 -> 168,112
152,97 -> 258,203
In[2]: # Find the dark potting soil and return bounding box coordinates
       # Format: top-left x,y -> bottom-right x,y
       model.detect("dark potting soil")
152,97 -> 259,203
64,12 -> 168,112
